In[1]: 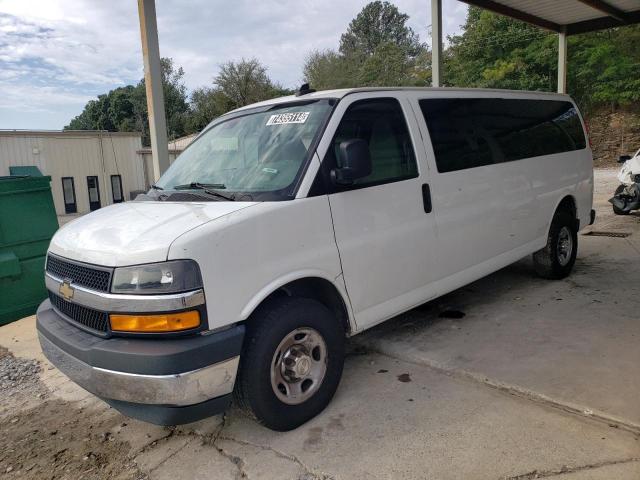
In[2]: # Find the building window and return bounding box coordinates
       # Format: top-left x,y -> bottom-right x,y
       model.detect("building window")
61,177 -> 77,214
111,175 -> 124,203
87,176 -> 101,211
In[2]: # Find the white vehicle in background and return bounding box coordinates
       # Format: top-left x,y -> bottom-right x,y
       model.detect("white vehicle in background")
610,147 -> 640,215
37,86 -> 594,431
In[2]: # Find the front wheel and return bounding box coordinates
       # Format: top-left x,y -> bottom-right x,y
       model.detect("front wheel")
533,210 -> 578,280
234,297 -> 345,431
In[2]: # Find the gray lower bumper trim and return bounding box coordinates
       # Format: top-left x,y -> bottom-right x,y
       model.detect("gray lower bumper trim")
39,332 -> 238,406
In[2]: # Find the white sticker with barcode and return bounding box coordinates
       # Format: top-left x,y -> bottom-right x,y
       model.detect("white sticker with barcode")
266,112 -> 310,126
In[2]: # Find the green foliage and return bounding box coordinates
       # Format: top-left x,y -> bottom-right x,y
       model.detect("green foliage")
339,1 -> 423,58
445,6 -> 640,111
360,42 -> 412,86
186,87 -> 234,133
67,58 -> 288,144
66,58 -> 190,146
304,1 -> 430,89
213,58 -> 288,109
303,49 -> 357,90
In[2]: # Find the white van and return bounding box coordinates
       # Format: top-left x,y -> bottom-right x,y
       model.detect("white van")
37,87 -> 594,431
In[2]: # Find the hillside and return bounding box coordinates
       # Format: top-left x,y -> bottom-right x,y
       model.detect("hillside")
588,107 -> 640,168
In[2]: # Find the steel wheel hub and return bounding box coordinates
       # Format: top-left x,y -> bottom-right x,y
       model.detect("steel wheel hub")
557,226 -> 573,266
270,327 -> 327,405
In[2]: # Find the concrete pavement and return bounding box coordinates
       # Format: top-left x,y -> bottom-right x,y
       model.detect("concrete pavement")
1,169 -> 639,479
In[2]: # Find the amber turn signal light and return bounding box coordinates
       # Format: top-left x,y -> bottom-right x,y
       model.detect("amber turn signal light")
110,311 -> 200,333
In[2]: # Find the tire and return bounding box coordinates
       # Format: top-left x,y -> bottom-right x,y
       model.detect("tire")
234,296 -> 345,431
612,185 -> 630,215
533,209 -> 578,280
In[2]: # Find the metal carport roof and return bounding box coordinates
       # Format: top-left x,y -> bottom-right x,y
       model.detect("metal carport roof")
458,0 -> 640,35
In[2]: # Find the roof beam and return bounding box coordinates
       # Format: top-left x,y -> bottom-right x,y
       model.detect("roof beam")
566,9 -> 640,35
574,0 -> 628,23
459,0 -> 562,32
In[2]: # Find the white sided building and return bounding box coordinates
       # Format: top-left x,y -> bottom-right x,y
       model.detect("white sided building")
0,130 -> 147,216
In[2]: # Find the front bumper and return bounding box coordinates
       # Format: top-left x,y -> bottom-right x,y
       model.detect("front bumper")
37,300 -> 245,425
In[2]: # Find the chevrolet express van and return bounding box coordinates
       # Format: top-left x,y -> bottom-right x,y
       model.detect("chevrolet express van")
37,87 -> 594,431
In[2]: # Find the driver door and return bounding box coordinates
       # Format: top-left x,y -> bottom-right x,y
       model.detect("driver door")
318,93 -> 440,330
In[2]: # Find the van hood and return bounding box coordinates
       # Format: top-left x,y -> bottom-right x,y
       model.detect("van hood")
49,201 -> 256,266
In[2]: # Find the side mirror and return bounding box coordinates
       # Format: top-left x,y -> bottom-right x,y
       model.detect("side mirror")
331,139 -> 372,186
619,155 -> 632,163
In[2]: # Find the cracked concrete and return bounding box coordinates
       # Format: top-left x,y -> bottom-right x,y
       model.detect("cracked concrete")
1,169 -> 639,479
503,458 -> 640,479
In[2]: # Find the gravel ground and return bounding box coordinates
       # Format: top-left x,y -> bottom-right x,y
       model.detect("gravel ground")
0,346 -> 46,413
0,346 -> 41,389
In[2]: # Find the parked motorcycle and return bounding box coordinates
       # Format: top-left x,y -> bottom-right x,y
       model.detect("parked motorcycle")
609,148 -> 640,215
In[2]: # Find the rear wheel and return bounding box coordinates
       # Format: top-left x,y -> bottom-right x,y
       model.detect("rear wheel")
612,184 -> 630,215
533,209 -> 578,279
234,296 -> 345,431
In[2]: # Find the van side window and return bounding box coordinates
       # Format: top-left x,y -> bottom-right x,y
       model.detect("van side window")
330,98 -> 418,188
420,99 -> 587,173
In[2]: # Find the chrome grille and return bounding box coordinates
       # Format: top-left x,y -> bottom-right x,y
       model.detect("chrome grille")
46,255 -> 112,292
48,292 -> 109,333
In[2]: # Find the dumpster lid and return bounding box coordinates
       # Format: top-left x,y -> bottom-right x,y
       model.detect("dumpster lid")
9,166 -> 43,176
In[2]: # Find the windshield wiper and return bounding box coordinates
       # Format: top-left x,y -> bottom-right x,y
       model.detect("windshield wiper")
173,182 -> 235,201
174,182 -> 226,190
150,184 -> 164,190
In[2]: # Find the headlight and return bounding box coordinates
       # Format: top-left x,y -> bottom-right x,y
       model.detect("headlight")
111,260 -> 202,294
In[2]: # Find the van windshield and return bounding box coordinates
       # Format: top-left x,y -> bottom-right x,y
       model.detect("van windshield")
154,99 -> 334,200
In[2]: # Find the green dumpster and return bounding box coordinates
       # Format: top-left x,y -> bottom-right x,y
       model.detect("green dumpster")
0,174 -> 58,325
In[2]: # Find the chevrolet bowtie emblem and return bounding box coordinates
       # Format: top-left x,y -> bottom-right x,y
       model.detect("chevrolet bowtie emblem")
59,280 -> 75,301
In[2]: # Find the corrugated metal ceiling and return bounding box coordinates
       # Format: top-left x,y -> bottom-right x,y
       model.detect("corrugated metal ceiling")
460,0 -> 640,34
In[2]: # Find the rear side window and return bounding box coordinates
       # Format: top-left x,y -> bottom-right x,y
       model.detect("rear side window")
420,98 -> 586,173
329,98 -> 418,188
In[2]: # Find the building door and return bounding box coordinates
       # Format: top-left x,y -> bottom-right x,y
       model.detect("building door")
61,177 -> 77,214
87,176 -> 101,211
111,175 -> 124,203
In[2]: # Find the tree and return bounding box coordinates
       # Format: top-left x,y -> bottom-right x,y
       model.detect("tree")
66,57 -> 190,146
187,86 -> 234,132
66,85 -> 137,132
133,57 -> 190,144
303,50 -> 357,90
214,58 -> 282,109
339,1 -> 423,58
359,42 -> 412,86
444,7 -> 640,111
302,1 -> 429,89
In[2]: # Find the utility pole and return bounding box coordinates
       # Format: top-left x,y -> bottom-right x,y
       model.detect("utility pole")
137,0 -> 169,182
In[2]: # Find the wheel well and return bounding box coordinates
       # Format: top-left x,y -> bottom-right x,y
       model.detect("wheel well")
554,195 -> 580,230
557,195 -> 577,218
259,278 -> 352,335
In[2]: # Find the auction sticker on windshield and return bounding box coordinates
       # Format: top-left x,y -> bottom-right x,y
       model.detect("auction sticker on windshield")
266,112 -> 309,126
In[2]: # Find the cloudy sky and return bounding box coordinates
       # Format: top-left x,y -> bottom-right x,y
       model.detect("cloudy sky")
0,0 -> 467,130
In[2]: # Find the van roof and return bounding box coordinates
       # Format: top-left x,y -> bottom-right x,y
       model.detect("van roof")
231,87 -> 573,113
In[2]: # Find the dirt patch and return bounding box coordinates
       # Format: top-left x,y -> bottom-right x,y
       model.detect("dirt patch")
0,347 -> 146,480
0,399 -> 147,480
587,106 -> 640,168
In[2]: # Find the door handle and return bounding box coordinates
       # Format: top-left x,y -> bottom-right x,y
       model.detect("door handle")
422,184 -> 432,214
